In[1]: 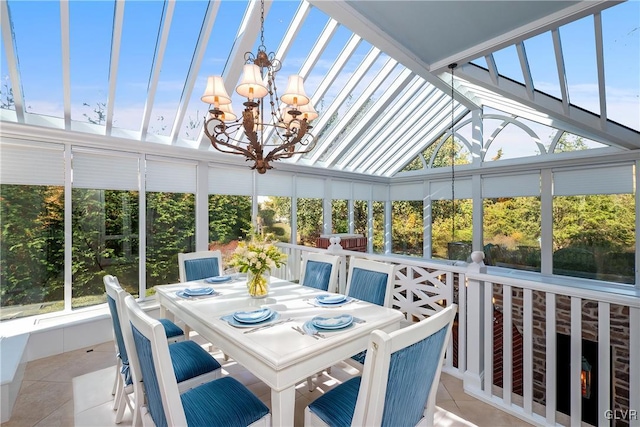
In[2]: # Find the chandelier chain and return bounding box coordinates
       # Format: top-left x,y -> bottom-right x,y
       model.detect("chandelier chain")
449,63 -> 457,242
260,0 -> 265,47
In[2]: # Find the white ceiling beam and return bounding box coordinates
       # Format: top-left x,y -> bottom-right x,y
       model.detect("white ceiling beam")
516,42 -> 534,101
308,0 -> 479,111
307,46 -> 382,164
381,105 -> 469,177
457,63 -> 640,150
326,68 -> 414,168
429,1 -> 622,73
170,1 -> 220,145
60,0 -> 71,130
307,56 -> 396,165
593,12 -> 608,131
140,0 -> 175,141
299,18 -> 339,79
105,0 -> 125,136
350,84 -> 440,172
552,28 -> 570,115
366,94 -> 453,175
0,0 -> 25,122
485,54 -> 499,86
334,77 -> 426,170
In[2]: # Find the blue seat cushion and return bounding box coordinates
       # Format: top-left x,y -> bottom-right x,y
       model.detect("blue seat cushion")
303,260 -> 333,291
169,340 -> 221,383
347,268 -> 388,306
308,377 -> 361,427
181,376 -> 269,427
184,257 -> 220,281
350,350 -> 367,365
158,318 -> 184,339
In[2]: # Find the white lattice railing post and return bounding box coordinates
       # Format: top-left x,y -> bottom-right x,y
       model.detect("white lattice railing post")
464,250 -> 486,394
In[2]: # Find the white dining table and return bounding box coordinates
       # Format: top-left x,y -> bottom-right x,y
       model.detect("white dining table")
155,277 -> 404,427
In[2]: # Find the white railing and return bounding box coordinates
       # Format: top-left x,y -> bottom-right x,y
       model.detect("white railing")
275,243 -> 640,427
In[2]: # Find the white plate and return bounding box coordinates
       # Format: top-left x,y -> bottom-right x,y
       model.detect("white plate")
183,287 -> 214,296
223,311 -> 279,328
204,276 -> 232,284
315,294 -> 347,304
233,307 -> 273,323
312,314 -> 353,330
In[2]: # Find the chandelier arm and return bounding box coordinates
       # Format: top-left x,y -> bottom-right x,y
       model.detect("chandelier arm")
204,119 -> 257,160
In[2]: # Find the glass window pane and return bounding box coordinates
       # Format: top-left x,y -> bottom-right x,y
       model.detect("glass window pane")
553,194 -> 634,284
258,196 -> 291,243
372,201 -> 384,254
392,200 -> 423,257
354,200 -> 368,239
492,44 -> 524,84
331,199 -> 348,233
9,0 -> 63,118
72,189 -> 139,307
296,197 -> 323,246
208,194 -> 252,263
524,31 -> 561,99
1,184 -> 65,319
70,1 -> 114,124
432,199 -> 472,260
146,192 -> 195,289
602,1 -> 640,131
483,197 -> 541,271
0,33 -> 14,111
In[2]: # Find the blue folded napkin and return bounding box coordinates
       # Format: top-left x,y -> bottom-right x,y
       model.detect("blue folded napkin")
183,287 -> 214,296
316,294 -> 347,304
312,314 -> 353,329
205,276 -> 232,284
233,307 -> 273,323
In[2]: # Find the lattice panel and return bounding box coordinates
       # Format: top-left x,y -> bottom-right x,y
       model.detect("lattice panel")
393,264 -> 452,321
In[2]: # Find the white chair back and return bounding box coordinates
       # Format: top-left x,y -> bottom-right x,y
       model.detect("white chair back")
354,304 -> 457,426
345,257 -> 396,307
300,252 -> 340,293
177,250 -> 223,282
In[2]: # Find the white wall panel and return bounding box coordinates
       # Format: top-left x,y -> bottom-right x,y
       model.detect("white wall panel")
331,180 -> 352,199
430,179 -> 472,200
390,182 -> 424,200
145,158 -> 197,193
297,176 -> 325,198
483,172 -> 540,198
554,164 -> 633,196
256,172 -> 292,197
353,182 -> 372,200
372,184 -> 388,201
209,166 -> 252,195
73,149 -> 139,190
1,141 -> 65,186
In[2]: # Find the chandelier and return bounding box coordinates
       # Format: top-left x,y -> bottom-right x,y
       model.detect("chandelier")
201,0 -> 317,174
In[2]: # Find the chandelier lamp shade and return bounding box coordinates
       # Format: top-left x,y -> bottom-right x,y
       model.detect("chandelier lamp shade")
201,1 -> 317,174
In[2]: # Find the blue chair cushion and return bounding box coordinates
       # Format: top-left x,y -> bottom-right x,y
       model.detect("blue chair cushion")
302,260 -> 333,291
308,377 -> 361,427
169,340 -> 221,383
350,350 -> 367,365
132,323 -> 168,427
347,268 -> 388,306
158,318 -> 184,339
184,257 -> 220,281
381,325 -> 449,426
106,295 -> 131,385
181,376 -> 269,427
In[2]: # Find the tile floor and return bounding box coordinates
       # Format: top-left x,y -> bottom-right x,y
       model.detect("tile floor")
2,338 -> 533,427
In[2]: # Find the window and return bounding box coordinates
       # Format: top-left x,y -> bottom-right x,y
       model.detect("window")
332,199 -> 348,233
297,197 -> 323,246
392,200 -> 423,257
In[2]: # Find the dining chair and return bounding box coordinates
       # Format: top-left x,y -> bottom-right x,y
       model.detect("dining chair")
344,257 -> 396,368
300,252 -> 340,292
104,275 -> 186,424
105,276 -> 221,426
123,294 -> 271,427
305,304 -> 457,427
345,257 -> 396,307
178,250 -> 224,282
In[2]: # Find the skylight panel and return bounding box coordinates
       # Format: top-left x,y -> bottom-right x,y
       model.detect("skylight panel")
491,44 -> 525,85
602,1 -> 640,131
278,6 -> 328,81
305,24 -> 352,101
147,1 -> 210,137
470,56 -> 488,70
111,1 -> 164,133
523,31 -> 561,100
180,1 -> 246,141
69,1 -> 114,125
560,15 -> 600,116
9,0 -> 63,119
0,32 -> 13,111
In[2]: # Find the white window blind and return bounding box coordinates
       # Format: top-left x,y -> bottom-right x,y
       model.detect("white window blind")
353,183 -> 372,200
430,179 -> 472,200
256,172 -> 292,197
372,184 -> 388,201
145,158 -> 197,193
331,180 -> 352,199
296,176 -> 325,198
209,166 -> 252,195
1,141 -> 65,186
73,149 -> 139,190
554,164 -> 634,196
483,173 -> 540,198
390,182 -> 423,201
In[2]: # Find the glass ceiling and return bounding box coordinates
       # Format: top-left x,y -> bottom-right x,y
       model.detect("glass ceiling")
1,0 -> 638,177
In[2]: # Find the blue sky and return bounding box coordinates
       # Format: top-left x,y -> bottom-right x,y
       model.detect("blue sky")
1,0 -> 638,140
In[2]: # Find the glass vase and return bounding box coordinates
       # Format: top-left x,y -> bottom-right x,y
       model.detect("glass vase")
247,270 -> 270,298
